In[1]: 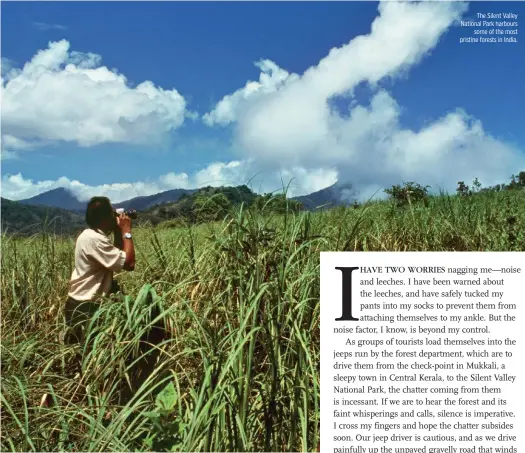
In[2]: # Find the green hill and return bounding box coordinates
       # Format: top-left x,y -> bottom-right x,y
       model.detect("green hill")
138,185 -> 303,226
5,173 -> 523,235
1,186 -> 304,235
1,198 -> 85,236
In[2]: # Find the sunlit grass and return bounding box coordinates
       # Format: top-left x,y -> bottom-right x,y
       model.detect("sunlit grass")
1,189 -> 524,451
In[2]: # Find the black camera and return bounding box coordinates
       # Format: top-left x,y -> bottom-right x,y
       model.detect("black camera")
115,208 -> 138,219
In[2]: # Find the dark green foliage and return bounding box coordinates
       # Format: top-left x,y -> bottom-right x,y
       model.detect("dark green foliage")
193,192 -> 231,222
457,174 -> 525,197
1,198 -> 84,237
142,186 -> 302,226
456,181 -> 471,197
507,171 -> 525,190
4,171 -> 525,236
253,192 -> 303,213
143,382 -> 186,451
384,182 -> 430,206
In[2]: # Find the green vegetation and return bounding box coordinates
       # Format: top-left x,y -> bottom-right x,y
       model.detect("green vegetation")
385,172 -> 525,207
141,185 -> 304,226
1,198 -> 84,236
1,186 -> 305,236
1,175 -> 525,452
456,171 -> 525,196
384,182 -> 431,207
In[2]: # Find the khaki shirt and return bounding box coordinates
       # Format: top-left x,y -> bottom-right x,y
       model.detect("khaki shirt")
68,228 -> 126,301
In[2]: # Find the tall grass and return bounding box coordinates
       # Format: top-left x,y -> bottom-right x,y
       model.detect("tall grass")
1,190 -> 524,452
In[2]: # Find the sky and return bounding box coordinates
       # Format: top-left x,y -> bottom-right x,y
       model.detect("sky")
1,1 -> 524,203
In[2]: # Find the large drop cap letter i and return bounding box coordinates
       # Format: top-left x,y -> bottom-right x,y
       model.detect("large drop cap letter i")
335,267 -> 359,321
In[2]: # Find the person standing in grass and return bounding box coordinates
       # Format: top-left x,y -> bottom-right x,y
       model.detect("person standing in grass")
65,196 -> 135,344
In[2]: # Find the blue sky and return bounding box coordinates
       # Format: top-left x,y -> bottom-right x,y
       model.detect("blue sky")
2,1 -> 524,202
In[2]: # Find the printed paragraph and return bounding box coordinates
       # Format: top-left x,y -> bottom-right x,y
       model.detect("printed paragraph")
321,252 -> 523,453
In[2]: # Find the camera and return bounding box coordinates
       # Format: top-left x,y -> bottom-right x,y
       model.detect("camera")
115,208 -> 138,219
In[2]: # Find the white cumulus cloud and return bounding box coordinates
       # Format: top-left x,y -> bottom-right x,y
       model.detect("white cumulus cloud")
201,1 -> 525,197
329,90 -> 524,196
203,60 -> 298,126
205,1 -> 470,163
1,40 -> 191,156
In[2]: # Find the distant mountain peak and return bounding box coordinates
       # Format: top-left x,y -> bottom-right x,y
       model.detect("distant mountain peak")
13,181 -> 354,214
291,182 -> 356,210
18,187 -> 86,211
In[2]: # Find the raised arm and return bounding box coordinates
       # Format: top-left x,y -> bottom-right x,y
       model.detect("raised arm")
114,213 -> 135,271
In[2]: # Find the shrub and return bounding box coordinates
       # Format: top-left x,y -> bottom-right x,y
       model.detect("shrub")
384,181 -> 430,206
456,181 -> 471,197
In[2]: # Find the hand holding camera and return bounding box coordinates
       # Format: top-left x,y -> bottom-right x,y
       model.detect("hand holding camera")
114,208 -> 137,219
116,213 -> 132,234
114,208 -> 136,235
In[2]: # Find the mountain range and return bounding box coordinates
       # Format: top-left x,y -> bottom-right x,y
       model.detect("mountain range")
11,183 -> 355,212
16,187 -> 198,212
1,197 -> 85,236
2,183 -> 356,235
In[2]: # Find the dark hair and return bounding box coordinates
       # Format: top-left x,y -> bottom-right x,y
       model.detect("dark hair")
85,196 -> 113,229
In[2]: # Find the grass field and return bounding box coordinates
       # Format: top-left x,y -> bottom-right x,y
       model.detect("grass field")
1,189 -> 524,452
